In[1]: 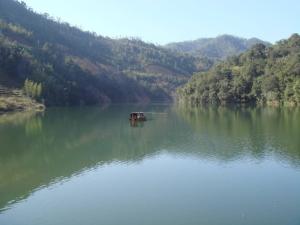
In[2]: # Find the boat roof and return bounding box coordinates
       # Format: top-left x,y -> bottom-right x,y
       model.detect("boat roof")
131,112 -> 144,114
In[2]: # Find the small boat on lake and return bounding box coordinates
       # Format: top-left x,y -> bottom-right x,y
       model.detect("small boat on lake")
129,112 -> 146,121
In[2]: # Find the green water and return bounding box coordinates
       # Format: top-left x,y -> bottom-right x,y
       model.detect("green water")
0,105 -> 300,225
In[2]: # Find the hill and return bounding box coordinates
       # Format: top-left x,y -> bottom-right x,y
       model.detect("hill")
165,35 -> 271,60
177,34 -> 300,106
0,0 -> 208,106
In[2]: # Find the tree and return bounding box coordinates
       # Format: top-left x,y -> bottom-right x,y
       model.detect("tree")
294,79 -> 300,104
23,79 -> 42,100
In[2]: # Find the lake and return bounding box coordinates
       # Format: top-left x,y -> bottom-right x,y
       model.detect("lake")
0,105 -> 300,225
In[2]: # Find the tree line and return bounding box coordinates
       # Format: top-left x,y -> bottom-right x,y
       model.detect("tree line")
178,34 -> 300,106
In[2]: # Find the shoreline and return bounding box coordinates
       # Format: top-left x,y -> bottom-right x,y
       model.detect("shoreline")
0,96 -> 45,114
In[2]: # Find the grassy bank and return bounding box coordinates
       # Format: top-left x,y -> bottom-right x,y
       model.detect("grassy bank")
0,96 -> 44,113
0,86 -> 45,113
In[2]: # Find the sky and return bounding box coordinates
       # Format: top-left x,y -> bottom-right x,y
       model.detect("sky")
22,0 -> 299,44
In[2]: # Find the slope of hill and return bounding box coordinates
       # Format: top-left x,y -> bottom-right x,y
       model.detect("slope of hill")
177,34 -> 300,106
165,35 -> 271,60
0,0 -> 209,106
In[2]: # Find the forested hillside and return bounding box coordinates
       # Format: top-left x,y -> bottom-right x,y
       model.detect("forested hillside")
165,35 -> 270,60
178,34 -> 300,106
0,0 -> 209,106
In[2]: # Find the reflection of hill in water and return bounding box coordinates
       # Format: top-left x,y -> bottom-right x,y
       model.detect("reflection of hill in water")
175,106 -> 300,164
0,105 -> 300,211
0,105 -> 182,211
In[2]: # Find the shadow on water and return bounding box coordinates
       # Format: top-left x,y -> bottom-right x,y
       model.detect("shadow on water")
0,104 -> 300,212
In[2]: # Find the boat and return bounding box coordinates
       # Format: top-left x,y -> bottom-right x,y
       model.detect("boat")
129,112 -> 146,121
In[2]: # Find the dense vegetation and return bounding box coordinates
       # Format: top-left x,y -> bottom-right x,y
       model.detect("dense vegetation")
0,0 -> 210,106
178,34 -> 300,106
165,35 -> 270,60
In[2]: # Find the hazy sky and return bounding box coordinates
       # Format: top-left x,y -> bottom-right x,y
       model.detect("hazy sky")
22,0 -> 299,44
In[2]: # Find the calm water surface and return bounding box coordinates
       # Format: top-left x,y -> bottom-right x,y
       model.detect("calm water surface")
0,105 -> 300,225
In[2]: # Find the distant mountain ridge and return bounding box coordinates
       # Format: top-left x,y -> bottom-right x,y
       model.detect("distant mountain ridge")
165,35 -> 271,60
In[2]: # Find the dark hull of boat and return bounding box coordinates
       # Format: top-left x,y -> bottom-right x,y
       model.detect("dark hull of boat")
129,118 -> 147,121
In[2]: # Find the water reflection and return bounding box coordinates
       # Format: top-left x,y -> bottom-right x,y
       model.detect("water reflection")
175,106 -> 300,165
130,120 -> 145,128
0,105 -> 299,213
